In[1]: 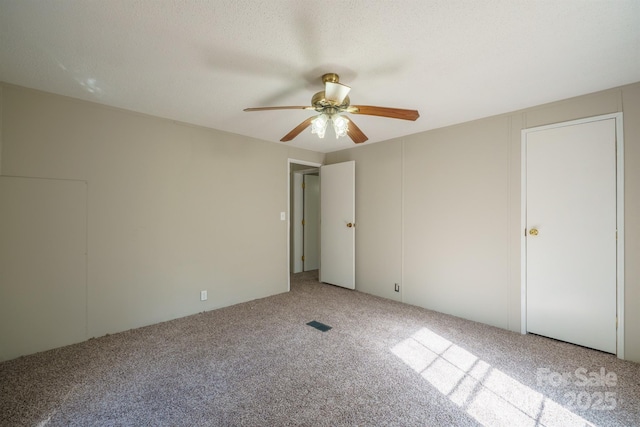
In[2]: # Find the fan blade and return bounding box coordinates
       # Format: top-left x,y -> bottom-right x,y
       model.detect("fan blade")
349,105 -> 420,121
325,82 -> 351,104
244,106 -> 313,112
280,117 -> 315,142
347,118 -> 368,144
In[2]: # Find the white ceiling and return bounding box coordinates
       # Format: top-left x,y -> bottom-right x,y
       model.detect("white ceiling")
1,1 -> 639,153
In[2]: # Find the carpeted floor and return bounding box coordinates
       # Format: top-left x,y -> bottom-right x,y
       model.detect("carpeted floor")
1,270 -> 639,426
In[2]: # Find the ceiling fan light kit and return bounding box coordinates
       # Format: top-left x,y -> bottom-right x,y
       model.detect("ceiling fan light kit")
331,115 -> 349,138
311,113 -> 350,139
244,73 -> 419,144
311,113 -> 329,138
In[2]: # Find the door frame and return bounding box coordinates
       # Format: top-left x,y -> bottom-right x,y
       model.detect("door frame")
302,174 -> 320,271
292,168 -> 320,273
520,112 -> 625,359
292,172 -> 304,274
287,159 -> 322,291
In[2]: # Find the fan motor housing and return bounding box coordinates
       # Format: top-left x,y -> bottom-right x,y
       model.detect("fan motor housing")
321,73 -> 340,84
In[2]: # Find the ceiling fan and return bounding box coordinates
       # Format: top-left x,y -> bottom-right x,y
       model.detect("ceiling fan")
244,73 -> 420,144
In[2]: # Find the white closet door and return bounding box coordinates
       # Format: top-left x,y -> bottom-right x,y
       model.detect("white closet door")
525,118 -> 617,353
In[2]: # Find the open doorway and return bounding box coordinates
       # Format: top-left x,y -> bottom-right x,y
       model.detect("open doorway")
289,162 -> 320,274
287,159 -> 356,292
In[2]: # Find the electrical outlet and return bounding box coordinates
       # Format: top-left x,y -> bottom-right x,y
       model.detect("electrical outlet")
200,290 -> 208,301
394,283 -> 400,292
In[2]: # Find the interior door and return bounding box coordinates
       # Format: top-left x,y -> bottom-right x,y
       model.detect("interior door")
303,174 -> 320,271
525,118 -> 617,353
320,161 -> 355,289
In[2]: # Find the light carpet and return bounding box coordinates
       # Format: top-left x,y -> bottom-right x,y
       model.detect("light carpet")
1,270 -> 639,426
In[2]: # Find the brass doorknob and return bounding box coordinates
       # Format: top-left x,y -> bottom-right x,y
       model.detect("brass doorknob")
529,228 -> 539,236
347,223 -> 353,228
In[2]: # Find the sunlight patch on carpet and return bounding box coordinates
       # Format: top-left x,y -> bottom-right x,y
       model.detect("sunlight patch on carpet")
391,328 -> 595,427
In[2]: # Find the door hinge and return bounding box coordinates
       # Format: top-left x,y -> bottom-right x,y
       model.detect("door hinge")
302,182 -> 306,190
302,219 -> 305,226
301,255 -> 305,262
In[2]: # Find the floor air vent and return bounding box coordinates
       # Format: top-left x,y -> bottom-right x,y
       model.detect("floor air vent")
306,320 -> 332,332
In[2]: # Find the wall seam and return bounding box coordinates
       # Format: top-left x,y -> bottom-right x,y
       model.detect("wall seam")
84,182 -> 89,340
506,115 -> 512,330
401,138 -> 405,304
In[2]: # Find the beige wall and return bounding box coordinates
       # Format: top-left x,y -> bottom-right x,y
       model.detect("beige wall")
2,81 -> 639,363
0,83 -> 323,361
327,82 -> 640,363
324,139 -> 404,302
0,177 -> 87,360
403,116 -> 512,328
0,85 -> 3,174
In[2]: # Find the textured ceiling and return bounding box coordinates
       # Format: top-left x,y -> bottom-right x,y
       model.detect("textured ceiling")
1,0 -> 639,153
